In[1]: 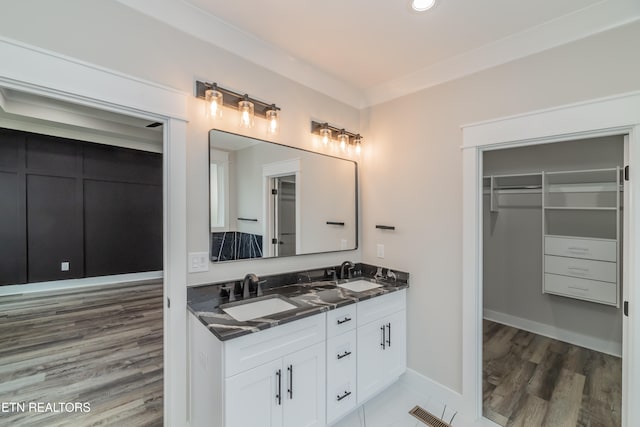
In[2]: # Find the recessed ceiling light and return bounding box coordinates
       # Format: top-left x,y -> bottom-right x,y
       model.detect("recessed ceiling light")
412,0 -> 436,12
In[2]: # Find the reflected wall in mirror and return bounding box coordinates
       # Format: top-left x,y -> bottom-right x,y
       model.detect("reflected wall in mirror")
209,130 -> 358,262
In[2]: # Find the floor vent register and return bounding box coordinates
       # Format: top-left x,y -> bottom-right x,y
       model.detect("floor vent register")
408,405 -> 453,427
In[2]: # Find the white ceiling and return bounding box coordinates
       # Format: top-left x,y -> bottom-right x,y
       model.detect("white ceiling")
118,0 -> 640,108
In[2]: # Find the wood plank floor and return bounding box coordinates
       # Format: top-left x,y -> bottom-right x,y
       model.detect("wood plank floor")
0,281 -> 163,426
483,319 -> 621,427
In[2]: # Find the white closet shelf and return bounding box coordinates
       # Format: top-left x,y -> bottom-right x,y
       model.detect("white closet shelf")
544,206 -> 617,211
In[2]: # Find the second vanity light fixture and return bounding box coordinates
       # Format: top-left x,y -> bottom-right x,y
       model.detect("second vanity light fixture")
311,121 -> 363,154
195,80 -> 280,133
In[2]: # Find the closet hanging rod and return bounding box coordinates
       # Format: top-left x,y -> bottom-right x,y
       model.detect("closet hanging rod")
493,184 -> 543,190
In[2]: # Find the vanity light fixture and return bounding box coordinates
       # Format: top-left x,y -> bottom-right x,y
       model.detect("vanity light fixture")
337,129 -> 349,151
204,83 -> 223,119
353,134 -> 363,154
311,121 -> 363,154
195,80 -> 281,132
412,0 -> 436,11
266,105 -> 279,135
238,95 -> 254,129
319,123 -> 332,145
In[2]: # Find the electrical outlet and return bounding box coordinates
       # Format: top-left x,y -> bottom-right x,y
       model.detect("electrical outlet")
188,252 -> 209,273
61,262 -> 70,272
376,244 -> 385,258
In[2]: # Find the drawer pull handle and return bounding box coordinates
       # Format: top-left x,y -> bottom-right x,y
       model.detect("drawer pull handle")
568,286 -> 589,292
568,246 -> 588,251
568,267 -> 589,272
276,369 -> 282,405
337,391 -> 352,401
337,317 -> 352,325
337,351 -> 352,360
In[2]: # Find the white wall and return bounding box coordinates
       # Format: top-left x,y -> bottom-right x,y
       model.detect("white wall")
0,0 -> 362,287
360,21 -> 640,392
3,0 -> 640,401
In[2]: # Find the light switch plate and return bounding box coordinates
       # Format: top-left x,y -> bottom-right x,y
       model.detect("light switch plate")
376,244 -> 385,258
61,262 -> 70,272
188,252 -> 209,273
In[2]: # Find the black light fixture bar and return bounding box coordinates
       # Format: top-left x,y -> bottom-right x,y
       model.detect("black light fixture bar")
310,121 -> 360,140
195,80 -> 280,118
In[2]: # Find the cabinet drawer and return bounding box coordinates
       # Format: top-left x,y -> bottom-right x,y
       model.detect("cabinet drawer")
327,304 -> 356,338
357,290 -> 406,327
224,313 -> 326,377
544,273 -> 617,305
544,236 -> 616,262
326,330 -> 357,423
544,255 -> 616,283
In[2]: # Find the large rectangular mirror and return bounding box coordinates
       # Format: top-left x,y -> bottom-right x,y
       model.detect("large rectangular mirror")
209,129 -> 358,262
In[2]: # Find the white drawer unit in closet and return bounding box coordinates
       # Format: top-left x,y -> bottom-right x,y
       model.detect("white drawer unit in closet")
544,255 -> 617,283
326,329 -> 357,424
544,273 -> 617,305
544,236 -> 616,262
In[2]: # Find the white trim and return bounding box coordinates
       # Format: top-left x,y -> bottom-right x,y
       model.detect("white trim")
0,39 -> 189,426
0,271 -> 163,296
462,91 -> 640,426
115,0 -> 363,108
483,309 -> 622,357
117,0 -> 640,108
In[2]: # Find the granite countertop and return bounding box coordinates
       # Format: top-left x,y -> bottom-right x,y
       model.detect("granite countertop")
187,265 -> 409,341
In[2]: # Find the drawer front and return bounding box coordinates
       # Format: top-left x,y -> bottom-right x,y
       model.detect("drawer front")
327,304 -> 357,338
224,313 -> 326,377
327,330 -> 357,423
544,236 -> 616,262
357,289 -> 406,327
544,273 -> 617,305
544,255 -> 616,283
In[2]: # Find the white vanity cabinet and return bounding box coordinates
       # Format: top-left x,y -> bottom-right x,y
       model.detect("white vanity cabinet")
189,312 -> 326,427
357,290 -> 407,404
326,305 -> 358,424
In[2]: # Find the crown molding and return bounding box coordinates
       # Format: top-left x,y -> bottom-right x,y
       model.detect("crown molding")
116,0 -> 365,108
117,0 -> 640,110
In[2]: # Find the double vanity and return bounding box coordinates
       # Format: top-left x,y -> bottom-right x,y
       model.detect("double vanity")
187,264 -> 409,427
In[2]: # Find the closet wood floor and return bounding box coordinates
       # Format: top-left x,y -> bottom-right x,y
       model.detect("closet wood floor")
0,281 -> 163,426
483,320 -> 621,427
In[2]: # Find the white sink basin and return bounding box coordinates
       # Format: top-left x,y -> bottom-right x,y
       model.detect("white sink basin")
221,296 -> 298,321
337,280 -> 382,293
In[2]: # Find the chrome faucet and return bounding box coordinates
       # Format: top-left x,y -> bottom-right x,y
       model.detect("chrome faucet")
242,273 -> 259,298
339,261 -> 354,280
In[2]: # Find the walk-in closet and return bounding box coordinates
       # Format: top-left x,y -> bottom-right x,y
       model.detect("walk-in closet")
482,135 -> 625,427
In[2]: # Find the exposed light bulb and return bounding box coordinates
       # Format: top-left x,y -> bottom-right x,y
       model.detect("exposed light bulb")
320,125 -> 331,145
354,134 -> 363,155
337,130 -> 349,151
266,107 -> 279,135
238,97 -> 254,129
205,87 -> 223,119
355,143 -> 361,155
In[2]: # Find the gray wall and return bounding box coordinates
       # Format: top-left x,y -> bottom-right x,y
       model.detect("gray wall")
483,136 -> 624,352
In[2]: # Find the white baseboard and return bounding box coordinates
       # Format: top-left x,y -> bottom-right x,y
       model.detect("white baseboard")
483,309 -> 621,357
0,271 -> 163,296
399,368 -> 464,413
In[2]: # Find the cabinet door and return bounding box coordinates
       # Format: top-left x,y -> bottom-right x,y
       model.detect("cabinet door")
225,359 -> 283,427
357,310 -> 407,404
381,310 -> 407,382
283,342 -> 326,427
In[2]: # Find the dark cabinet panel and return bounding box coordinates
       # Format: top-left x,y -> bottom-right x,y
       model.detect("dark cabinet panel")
0,171 -> 26,285
27,175 -> 83,282
0,129 -> 22,170
26,134 -> 79,173
84,180 -> 162,277
83,144 -> 162,185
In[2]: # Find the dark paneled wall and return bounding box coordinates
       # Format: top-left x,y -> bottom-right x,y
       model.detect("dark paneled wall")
0,128 -> 162,286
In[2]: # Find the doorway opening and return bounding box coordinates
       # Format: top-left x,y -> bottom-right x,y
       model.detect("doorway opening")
481,135 -> 626,426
